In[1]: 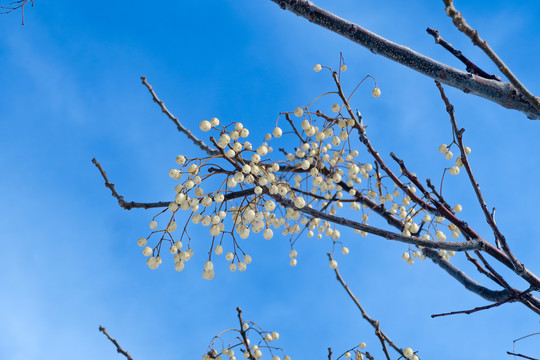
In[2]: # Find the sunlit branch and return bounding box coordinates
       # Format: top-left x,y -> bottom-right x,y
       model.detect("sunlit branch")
270,0 -> 540,119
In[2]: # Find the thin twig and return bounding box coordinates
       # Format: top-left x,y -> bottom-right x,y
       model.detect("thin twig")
327,253 -> 405,358
433,81 -> 528,278
442,0 -> 540,115
140,76 -> 219,156
474,251 -> 540,313
236,307 -> 255,360
374,324 -> 391,360
431,288 -> 533,318
92,158 -> 170,210
284,113 -> 305,142
507,352 -> 538,360
0,0 -> 33,25
426,178 -> 452,211
465,251 -> 503,286
99,326 -> 134,360
512,333 -> 540,360
426,27 -> 500,81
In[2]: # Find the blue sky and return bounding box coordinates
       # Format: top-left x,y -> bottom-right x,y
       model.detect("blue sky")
1,1 -> 539,359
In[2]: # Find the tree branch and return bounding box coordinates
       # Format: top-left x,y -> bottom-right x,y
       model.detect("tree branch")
92,158 -> 170,210
236,307 -> 255,360
431,288 -> 534,318
0,0 -> 33,25
442,0 -> 540,115
465,251 -> 504,287
422,247 -> 522,304
507,352 -> 539,360
328,253 -> 405,358
426,27 -> 500,81
140,76 -> 220,156
99,326 -> 134,360
275,194 -> 481,251
270,0 -> 540,119
433,82 -> 540,289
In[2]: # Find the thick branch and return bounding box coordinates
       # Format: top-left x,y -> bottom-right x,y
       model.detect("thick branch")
99,326 -> 134,360
270,0 -> 540,119
422,248 -> 515,303
442,0 -> 540,115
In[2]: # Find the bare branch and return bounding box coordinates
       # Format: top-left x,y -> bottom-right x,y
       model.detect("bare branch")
431,288 -> 534,318
328,253 -> 405,358
0,0 -> 33,25
442,0 -> 540,115
507,352 -> 539,360
433,81 -> 529,278
236,307 -> 255,360
270,0 -> 540,119
140,76 -> 220,156
284,113 -> 305,142
511,333 -> 540,360
92,158 -> 170,210
426,27 -> 500,81
99,326 -> 135,360
474,251 -> 540,314
422,248 -> 522,304
465,251 -> 504,287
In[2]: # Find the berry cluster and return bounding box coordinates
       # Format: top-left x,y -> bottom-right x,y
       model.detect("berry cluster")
136,63 -> 471,277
